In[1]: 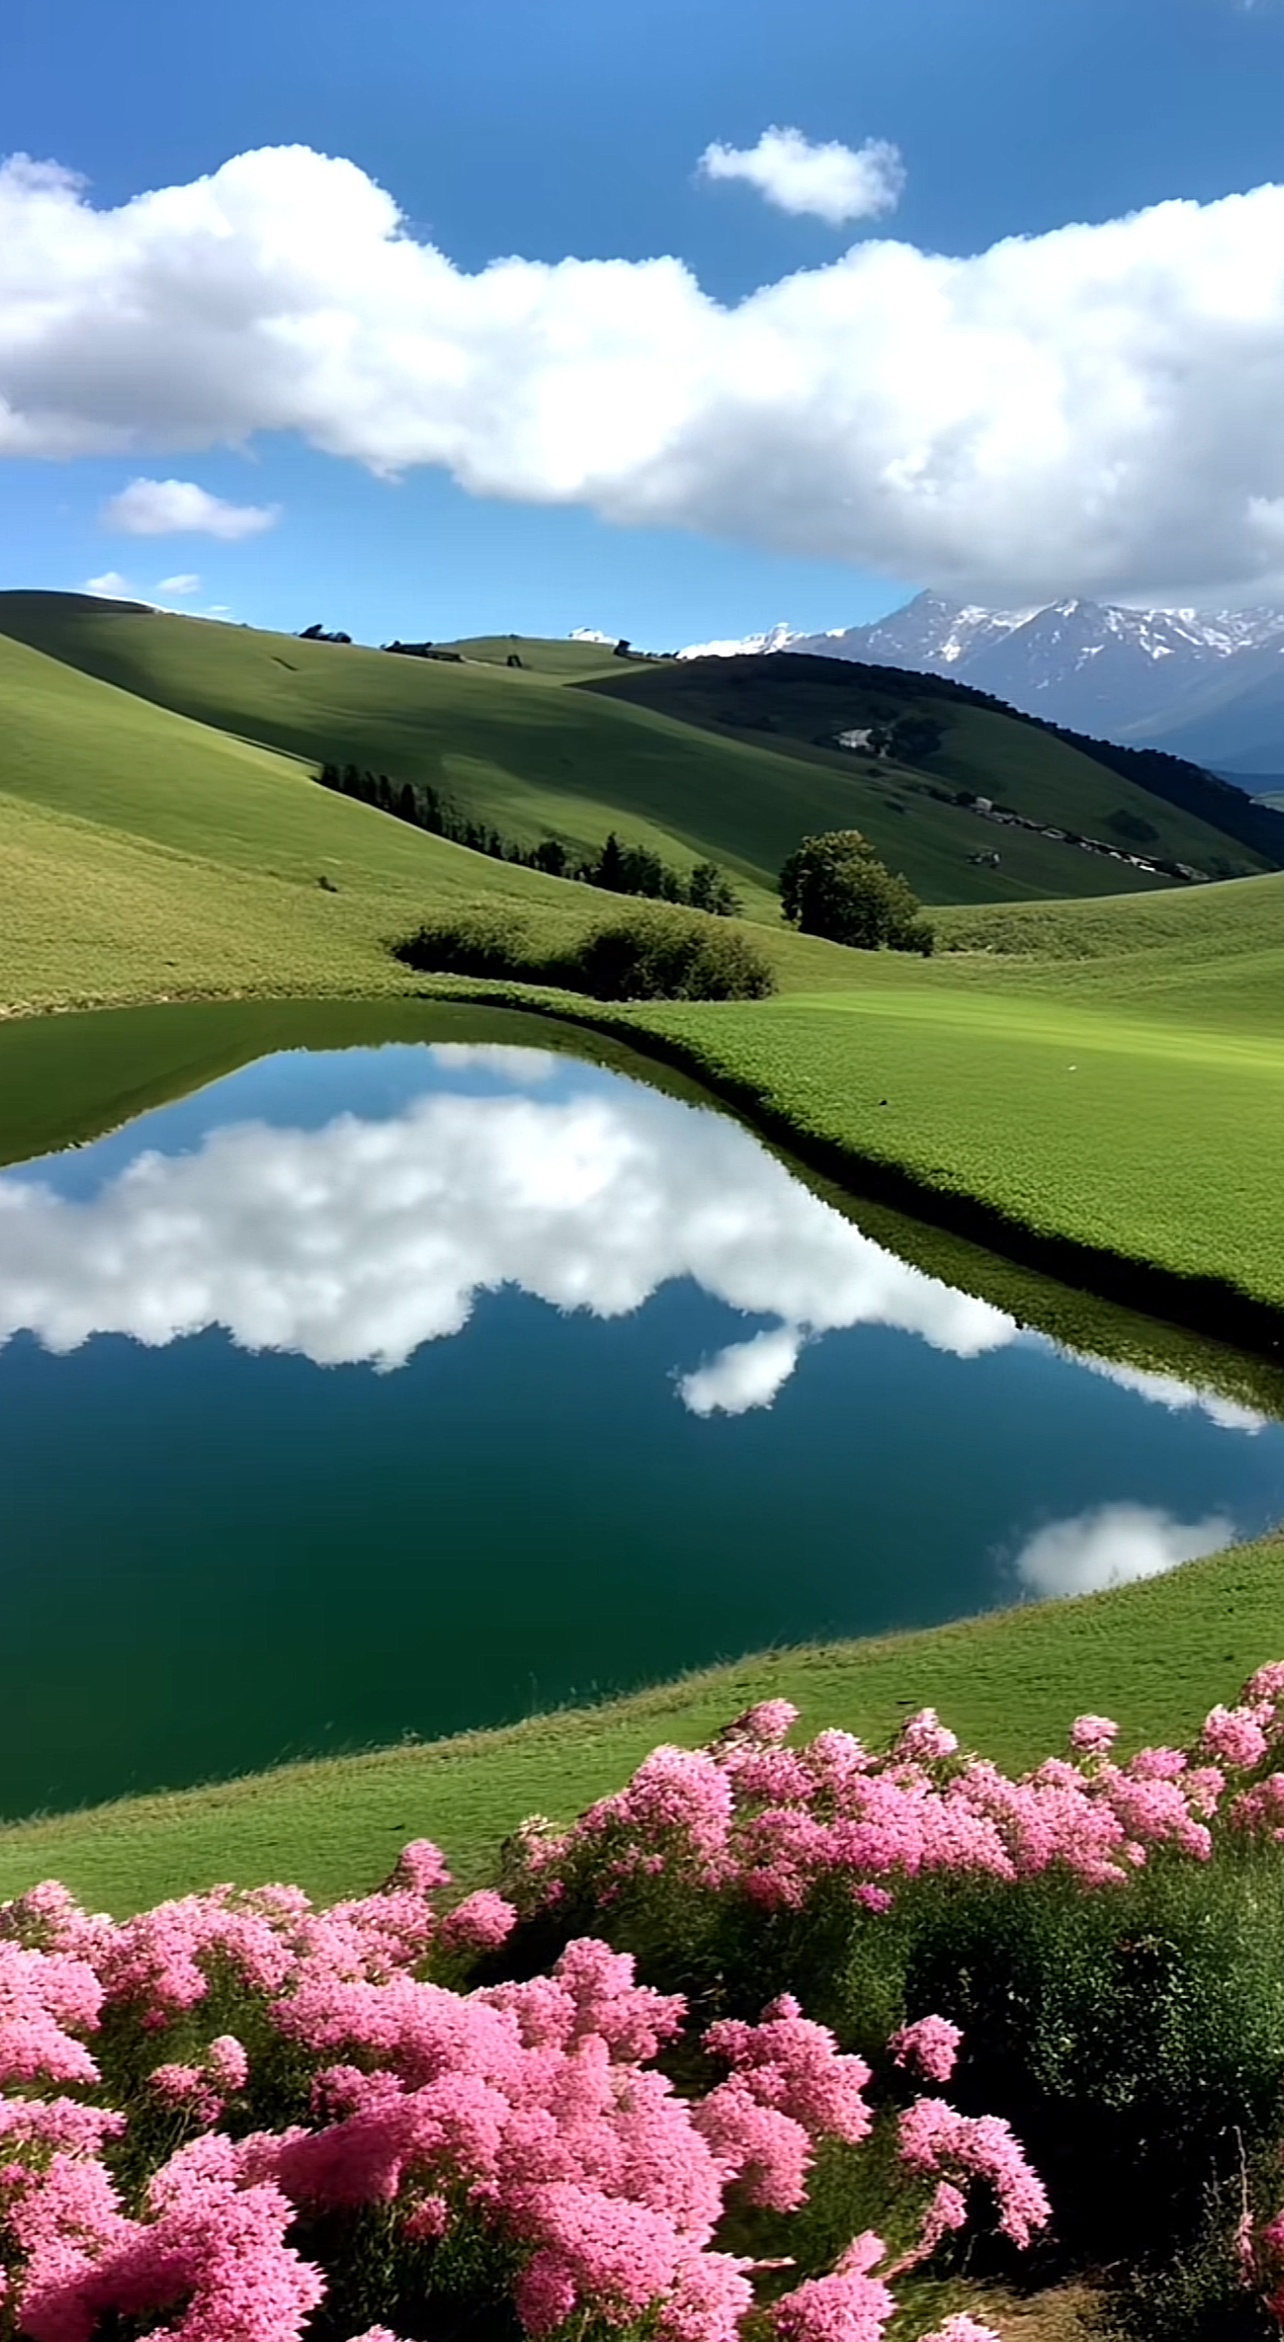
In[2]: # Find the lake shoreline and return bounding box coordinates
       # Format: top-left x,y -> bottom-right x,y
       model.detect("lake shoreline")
3,975 -> 1283,1372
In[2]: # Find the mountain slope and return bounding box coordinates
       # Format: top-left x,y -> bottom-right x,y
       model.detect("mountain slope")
585,652 -> 1270,883
739,591 -> 1284,755
0,591 -> 1236,907
1142,648 -> 1284,774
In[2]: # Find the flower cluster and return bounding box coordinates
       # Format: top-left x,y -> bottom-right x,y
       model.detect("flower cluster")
508,1668 -> 1284,1921
0,1827 -> 1044,2342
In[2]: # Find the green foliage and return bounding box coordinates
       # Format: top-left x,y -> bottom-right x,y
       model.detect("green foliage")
392,901 -> 776,1002
779,830 -> 934,953
317,764 -> 741,914
898,1856 -> 1284,2275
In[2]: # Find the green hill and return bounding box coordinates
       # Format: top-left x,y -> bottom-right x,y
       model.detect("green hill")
0,626 -> 866,1014
0,592 -> 1251,909
587,651 -> 1270,883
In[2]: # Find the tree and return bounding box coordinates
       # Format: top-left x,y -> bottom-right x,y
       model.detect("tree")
687,861 -> 741,917
778,830 -> 934,954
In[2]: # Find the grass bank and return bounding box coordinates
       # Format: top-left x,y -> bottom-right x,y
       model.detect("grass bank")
0,1526 -> 1281,1916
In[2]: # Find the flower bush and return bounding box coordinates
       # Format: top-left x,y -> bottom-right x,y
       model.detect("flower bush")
0,1835 -> 1037,2341
8,1664 -> 1284,2336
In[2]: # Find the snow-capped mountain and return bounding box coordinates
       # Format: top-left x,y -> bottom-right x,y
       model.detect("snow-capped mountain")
676,621 -> 800,660
678,592 -> 1284,754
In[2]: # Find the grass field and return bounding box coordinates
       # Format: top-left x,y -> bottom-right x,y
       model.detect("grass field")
0,592 -> 1255,908
0,1526 -> 1280,1915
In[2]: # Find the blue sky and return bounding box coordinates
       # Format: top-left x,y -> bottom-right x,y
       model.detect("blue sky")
4,0 -> 1284,645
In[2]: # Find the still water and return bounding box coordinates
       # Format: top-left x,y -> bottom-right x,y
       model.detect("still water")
1,1039 -> 1281,1818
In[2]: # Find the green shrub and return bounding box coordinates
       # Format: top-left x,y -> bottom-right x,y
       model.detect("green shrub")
392,902 -> 776,1003
778,829 -> 934,954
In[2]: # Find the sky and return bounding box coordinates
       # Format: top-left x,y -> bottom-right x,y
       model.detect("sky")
4,0 -> 1284,647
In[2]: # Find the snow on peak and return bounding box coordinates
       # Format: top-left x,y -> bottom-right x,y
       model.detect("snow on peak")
676,621 -> 799,660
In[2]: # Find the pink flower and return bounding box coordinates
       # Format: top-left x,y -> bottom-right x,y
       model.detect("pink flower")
1200,1705 -> 1269,1770
771,2234 -> 893,2342
728,1701 -> 800,1746
898,2100 -> 1050,2248
388,1840 -> 452,1896
438,1891 -> 517,1957
704,1997 -> 872,2147
894,1711 -> 959,1765
919,2320 -> 1002,2342
889,2016 -> 962,2086
692,2080 -> 812,2210
1069,1715 -> 1119,1755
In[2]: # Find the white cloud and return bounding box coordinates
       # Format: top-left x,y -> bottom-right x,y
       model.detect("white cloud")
698,127 -> 905,226
0,1064 -> 1015,1402
102,477 -> 278,539
11,146 -> 1284,595
679,1327 -> 805,1417
155,571 -> 201,594
1014,1503 -> 1234,1599
79,570 -> 134,597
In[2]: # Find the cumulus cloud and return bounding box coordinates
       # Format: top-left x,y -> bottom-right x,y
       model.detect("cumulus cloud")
101,477 -> 279,538
155,571 -> 201,594
0,1070 -> 1015,1405
698,126 -> 905,225
11,147 -> 1284,594
680,1328 -> 805,1417
80,570 -> 133,597
1014,1504 -> 1234,1598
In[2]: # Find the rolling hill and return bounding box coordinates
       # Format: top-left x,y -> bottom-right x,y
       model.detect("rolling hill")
0,592 -> 1262,909
584,650 -> 1271,881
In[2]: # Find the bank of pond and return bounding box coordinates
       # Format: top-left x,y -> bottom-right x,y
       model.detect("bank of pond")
0,1000 -> 1280,1825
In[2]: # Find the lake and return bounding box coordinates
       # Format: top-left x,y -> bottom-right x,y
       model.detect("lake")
1,1030 -> 1282,1820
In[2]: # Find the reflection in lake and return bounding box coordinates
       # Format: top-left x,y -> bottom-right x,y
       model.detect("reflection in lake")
0,1041 -> 1281,1817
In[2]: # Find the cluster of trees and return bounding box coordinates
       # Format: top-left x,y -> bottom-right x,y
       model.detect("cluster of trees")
779,829 -> 934,954
315,762 -> 740,914
298,623 -> 352,644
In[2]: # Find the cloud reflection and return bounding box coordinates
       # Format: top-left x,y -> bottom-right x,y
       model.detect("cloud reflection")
0,1063 -> 1014,1409
1014,1504 -> 1235,1598
0,1053 -> 1272,1433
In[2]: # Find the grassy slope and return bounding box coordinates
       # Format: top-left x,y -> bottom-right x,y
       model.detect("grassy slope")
0,1527 -> 1280,1915
0,594 -> 1227,909
587,652 -> 1269,880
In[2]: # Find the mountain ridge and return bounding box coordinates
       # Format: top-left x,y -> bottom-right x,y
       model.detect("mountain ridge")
680,592 -> 1284,769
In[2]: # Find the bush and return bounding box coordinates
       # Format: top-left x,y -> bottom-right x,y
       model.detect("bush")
779,831 -> 934,954
392,902 -> 777,1002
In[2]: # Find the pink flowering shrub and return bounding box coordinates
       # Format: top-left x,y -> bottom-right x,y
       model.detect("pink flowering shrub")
0,1823 -> 1043,2342
6,1664 -> 1284,2339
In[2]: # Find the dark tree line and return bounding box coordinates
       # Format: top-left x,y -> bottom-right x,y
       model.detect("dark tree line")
315,762 -> 740,913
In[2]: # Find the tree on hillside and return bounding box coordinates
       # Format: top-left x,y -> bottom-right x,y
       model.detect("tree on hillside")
688,860 -> 741,917
779,830 -> 933,954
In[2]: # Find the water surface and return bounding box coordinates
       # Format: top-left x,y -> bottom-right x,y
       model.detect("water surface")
1,1040 -> 1280,1818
